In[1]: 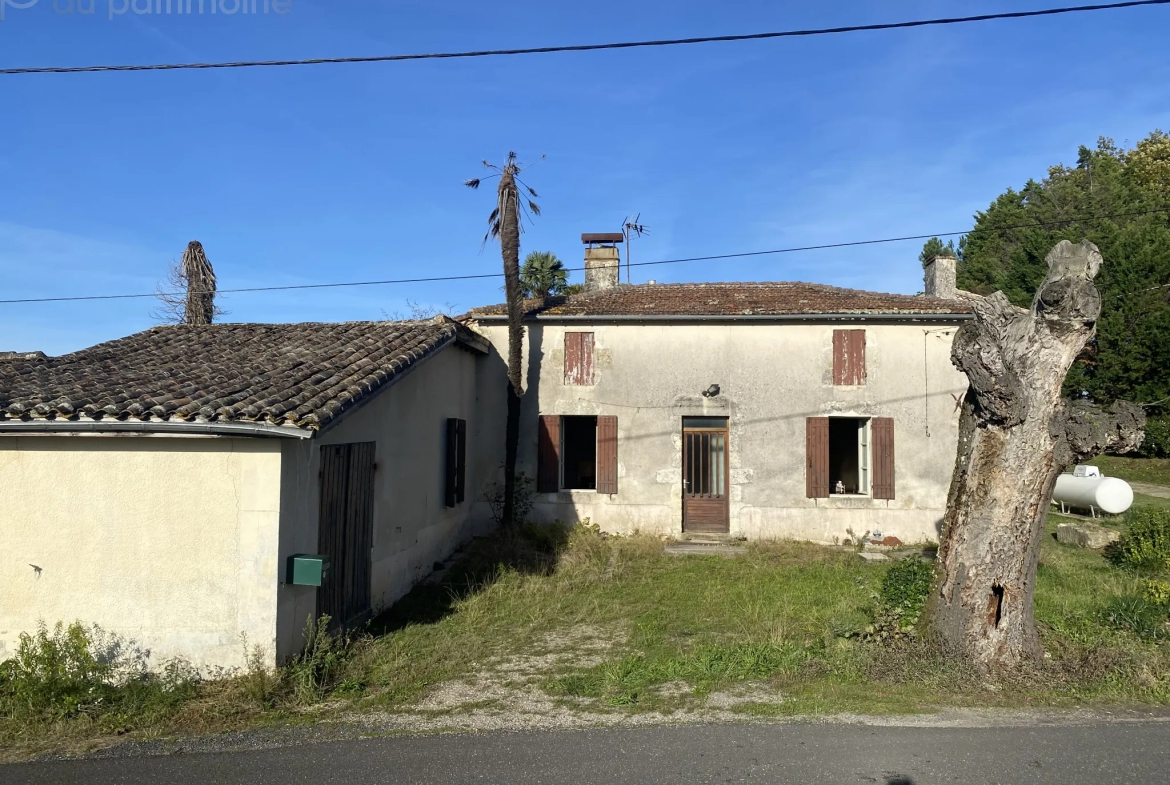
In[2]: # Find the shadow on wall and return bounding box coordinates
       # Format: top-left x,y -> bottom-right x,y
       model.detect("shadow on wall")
366,523 -> 572,637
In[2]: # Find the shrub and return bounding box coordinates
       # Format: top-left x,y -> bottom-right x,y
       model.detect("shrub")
0,622 -> 111,720
1138,415 -> 1170,458
0,622 -> 197,724
1142,579 -> 1170,606
483,471 -> 535,527
1107,508 -> 1170,572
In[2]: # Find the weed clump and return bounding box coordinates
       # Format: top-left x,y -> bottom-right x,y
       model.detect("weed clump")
858,557 -> 935,639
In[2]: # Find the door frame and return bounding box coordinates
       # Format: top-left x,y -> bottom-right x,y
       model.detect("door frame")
681,418 -> 730,534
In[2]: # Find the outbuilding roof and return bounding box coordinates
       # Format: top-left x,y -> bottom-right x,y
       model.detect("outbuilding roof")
466,282 -> 972,319
0,319 -> 486,435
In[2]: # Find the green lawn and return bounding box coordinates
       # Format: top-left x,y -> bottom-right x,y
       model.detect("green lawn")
1092,455 -> 1170,487
6,508 -> 1170,761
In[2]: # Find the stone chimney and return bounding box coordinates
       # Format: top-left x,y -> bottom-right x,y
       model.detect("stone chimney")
581,232 -> 623,291
924,254 -> 958,300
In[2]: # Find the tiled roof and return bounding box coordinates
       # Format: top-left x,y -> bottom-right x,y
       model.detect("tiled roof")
466,282 -> 972,319
0,319 -> 485,432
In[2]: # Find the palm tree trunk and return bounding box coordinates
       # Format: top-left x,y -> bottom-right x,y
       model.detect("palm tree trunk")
499,167 -> 524,527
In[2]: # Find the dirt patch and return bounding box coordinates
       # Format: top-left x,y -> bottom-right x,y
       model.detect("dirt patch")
346,626 -> 762,733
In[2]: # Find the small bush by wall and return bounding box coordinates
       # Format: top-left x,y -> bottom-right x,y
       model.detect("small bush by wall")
0,622 -> 196,725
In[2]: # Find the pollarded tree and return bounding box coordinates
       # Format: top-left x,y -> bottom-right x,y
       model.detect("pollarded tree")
466,153 -> 542,527
154,240 -> 221,326
927,240 -> 1145,670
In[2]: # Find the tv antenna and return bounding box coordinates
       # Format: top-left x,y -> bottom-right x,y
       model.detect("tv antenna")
621,214 -> 649,284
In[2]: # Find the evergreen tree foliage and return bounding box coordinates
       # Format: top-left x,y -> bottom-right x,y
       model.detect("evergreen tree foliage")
918,236 -> 956,266
955,134 -> 1170,449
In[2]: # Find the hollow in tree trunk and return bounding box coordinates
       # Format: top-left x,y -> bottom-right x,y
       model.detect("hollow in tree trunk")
927,240 -> 1145,669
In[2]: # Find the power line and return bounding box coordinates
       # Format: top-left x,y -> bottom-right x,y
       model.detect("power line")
2,1 -> 1167,76
1,206 -> 1166,306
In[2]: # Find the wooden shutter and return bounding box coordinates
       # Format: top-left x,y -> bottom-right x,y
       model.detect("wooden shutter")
445,418 -> 467,507
564,332 -> 595,386
833,329 -> 866,385
596,415 -> 619,495
455,418 -> 467,504
806,417 -> 830,498
537,415 -> 561,493
872,417 -> 896,500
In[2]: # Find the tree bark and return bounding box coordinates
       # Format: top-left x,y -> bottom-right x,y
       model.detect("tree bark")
927,240 -> 1145,670
499,165 -> 524,528
182,240 -> 217,326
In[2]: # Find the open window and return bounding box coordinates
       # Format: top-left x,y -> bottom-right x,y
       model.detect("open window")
829,418 -> 869,495
562,416 -> 597,490
807,416 -> 894,499
537,415 -> 619,494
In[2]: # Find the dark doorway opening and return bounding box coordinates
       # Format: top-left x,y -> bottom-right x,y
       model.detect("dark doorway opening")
562,416 -> 597,490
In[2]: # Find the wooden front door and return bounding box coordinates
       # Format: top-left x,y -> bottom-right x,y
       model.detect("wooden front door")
317,442 -> 376,629
682,418 -> 730,533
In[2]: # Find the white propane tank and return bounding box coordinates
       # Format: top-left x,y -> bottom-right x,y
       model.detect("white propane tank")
1053,470 -> 1133,515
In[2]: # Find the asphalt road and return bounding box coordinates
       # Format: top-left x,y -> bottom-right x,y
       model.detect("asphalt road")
5,721 -> 1169,785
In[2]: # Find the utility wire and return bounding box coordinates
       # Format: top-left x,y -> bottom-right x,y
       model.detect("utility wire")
2,1 -> 1167,76
1,206 -> 1167,306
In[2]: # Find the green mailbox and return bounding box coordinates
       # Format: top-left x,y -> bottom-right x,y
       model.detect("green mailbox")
287,554 -> 330,587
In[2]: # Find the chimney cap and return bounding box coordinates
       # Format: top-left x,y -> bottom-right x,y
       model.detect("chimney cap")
581,232 -> 624,245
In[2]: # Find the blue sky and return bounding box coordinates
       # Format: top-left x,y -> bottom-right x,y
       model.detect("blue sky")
2,0 -> 1169,355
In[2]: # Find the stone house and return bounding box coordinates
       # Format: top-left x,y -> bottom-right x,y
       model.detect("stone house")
0,320 -> 492,671
464,238 -> 972,544
0,241 -> 971,671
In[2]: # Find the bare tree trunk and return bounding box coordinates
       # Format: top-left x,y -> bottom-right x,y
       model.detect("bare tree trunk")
182,241 -> 217,326
499,167 -> 524,528
928,240 -> 1145,670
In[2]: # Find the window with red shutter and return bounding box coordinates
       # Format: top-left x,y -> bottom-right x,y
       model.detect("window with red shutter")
596,416 -> 618,495
806,417 -> 830,498
564,332 -> 596,385
871,418 -> 896,500
832,330 -> 866,385
537,415 -> 561,493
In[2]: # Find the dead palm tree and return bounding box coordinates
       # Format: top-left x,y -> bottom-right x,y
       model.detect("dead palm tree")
466,152 -> 542,527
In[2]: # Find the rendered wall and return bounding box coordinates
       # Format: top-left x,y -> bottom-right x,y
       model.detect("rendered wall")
276,344 -> 490,660
0,436 -> 282,672
471,320 -> 969,544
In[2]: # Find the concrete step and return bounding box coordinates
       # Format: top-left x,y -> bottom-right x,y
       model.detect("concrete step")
665,542 -> 748,558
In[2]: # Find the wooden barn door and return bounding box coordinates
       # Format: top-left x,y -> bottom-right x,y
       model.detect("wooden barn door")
682,418 -> 730,533
317,442 -> 376,629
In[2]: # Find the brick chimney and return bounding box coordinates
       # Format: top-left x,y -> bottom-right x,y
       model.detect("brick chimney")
924,254 -> 958,300
581,232 -> 623,291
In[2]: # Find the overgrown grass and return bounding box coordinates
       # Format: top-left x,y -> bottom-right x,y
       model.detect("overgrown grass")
8,502 -> 1170,761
